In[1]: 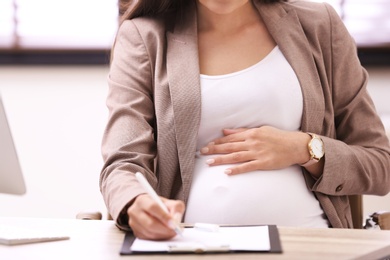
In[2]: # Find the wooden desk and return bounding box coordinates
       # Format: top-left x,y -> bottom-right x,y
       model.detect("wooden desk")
1,217 -> 390,260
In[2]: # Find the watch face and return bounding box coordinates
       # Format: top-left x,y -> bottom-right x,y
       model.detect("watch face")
311,138 -> 324,158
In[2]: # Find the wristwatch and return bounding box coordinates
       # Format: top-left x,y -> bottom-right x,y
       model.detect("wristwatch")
301,133 -> 325,167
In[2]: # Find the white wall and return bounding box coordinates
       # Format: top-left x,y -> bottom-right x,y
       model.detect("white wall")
0,65 -> 389,222
0,66 -> 109,219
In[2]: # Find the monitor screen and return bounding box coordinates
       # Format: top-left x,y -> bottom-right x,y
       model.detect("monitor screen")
0,95 -> 26,195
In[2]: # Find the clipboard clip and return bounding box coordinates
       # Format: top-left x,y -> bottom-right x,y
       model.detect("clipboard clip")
168,244 -> 230,253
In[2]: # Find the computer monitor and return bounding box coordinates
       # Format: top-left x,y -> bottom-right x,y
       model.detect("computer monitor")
0,95 -> 26,195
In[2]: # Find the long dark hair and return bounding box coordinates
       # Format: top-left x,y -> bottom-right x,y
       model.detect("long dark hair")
119,0 -> 286,24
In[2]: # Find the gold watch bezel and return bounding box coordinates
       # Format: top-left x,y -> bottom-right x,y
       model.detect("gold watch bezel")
301,133 -> 324,167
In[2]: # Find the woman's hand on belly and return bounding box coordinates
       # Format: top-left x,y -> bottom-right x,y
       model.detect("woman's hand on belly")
200,126 -> 311,175
127,194 -> 185,240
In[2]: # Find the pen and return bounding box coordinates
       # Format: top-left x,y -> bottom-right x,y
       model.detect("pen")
135,172 -> 183,236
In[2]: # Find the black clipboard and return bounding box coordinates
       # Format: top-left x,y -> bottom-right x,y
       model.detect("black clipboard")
120,225 -> 282,255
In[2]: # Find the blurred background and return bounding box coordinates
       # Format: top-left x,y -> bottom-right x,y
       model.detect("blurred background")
0,0 -> 389,221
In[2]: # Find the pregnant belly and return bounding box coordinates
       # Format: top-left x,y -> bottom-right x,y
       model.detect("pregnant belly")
184,155 -> 328,227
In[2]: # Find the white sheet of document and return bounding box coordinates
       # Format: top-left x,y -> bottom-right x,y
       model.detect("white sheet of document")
130,225 -> 270,252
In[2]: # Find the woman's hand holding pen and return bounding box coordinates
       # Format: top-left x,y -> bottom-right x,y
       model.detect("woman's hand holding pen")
200,126 -> 312,176
127,194 -> 185,240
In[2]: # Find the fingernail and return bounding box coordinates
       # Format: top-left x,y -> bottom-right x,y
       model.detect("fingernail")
224,169 -> 232,175
168,219 -> 182,234
206,159 -> 215,165
201,147 -> 209,153
167,220 -> 176,230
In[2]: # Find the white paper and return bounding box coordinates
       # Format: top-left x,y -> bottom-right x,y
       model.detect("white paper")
130,225 -> 271,252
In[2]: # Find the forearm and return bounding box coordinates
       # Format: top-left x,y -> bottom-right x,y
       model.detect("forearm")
314,136 -> 390,196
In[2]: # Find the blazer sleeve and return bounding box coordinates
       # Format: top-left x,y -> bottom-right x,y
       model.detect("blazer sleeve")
311,3 -> 390,196
99,20 -> 156,227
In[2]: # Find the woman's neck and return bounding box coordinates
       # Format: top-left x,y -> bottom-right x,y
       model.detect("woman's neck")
196,0 -> 261,34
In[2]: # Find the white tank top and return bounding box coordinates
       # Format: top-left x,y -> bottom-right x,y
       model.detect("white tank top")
185,46 -> 329,228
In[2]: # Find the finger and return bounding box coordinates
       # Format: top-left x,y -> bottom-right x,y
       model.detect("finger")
132,195 -> 175,231
201,142 -> 246,155
224,156 -> 287,175
162,198 -> 185,231
222,128 -> 247,136
144,197 -> 180,230
129,211 -> 176,240
210,129 -> 249,145
212,134 -> 245,145
173,212 -> 183,225
224,160 -> 263,176
206,151 -> 251,166
128,197 -> 177,240
164,199 -> 185,219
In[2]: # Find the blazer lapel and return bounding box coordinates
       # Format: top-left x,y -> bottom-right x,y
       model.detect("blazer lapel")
166,3 -> 201,202
256,2 -> 325,134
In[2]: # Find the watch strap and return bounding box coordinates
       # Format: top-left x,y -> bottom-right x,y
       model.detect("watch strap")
300,156 -> 320,167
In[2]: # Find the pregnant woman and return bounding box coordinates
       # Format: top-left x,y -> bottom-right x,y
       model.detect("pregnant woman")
100,0 -> 390,240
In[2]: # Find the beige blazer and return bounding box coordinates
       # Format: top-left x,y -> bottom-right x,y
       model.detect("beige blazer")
100,1 -> 390,229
